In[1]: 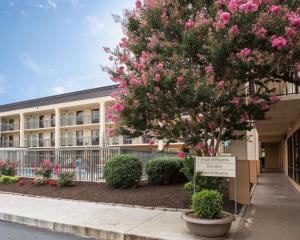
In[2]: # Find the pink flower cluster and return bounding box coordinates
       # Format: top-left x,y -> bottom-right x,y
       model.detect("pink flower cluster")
271,36 -> 287,50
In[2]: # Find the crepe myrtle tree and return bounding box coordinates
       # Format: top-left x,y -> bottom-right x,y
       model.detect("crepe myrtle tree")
104,0 -> 300,156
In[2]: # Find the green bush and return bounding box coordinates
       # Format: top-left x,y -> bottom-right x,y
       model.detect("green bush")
146,157 -> 186,185
0,175 -> 20,184
0,161 -> 16,176
58,171 -> 76,187
181,156 -> 225,193
192,189 -> 223,219
103,154 -> 142,189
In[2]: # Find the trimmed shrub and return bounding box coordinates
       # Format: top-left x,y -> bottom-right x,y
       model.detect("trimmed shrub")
104,154 -> 142,189
0,175 -> 20,184
146,157 -> 186,185
32,176 -> 49,186
0,161 -> 16,176
34,160 -> 53,178
58,171 -> 76,187
192,189 -> 223,219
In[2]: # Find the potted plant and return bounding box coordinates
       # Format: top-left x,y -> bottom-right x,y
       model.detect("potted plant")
182,189 -> 235,238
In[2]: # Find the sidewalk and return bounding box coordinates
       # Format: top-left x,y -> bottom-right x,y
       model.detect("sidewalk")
0,192 -> 240,240
235,173 -> 300,240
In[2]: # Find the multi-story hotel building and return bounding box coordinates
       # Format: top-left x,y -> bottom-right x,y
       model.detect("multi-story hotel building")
0,84 -> 181,152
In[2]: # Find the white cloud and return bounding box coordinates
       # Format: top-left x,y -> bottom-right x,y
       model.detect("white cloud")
86,16 -> 105,36
52,86 -> 65,94
19,53 -> 41,73
47,0 -> 57,10
69,0 -> 84,8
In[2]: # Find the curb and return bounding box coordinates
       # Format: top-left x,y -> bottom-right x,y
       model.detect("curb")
0,212 -> 162,240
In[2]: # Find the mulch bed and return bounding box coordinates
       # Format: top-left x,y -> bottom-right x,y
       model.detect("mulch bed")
0,178 -> 240,213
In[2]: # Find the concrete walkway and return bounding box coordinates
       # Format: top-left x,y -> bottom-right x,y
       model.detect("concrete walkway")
0,192 -> 240,240
235,173 -> 300,240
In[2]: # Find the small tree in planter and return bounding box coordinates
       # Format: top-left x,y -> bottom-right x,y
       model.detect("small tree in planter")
182,189 -> 234,238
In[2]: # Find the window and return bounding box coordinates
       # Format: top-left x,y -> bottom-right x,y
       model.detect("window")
123,135 -> 132,144
76,131 -> 83,146
39,133 -> 44,147
39,116 -> 44,128
91,129 -> 99,145
51,114 -> 55,127
51,132 -> 55,147
9,119 -> 14,131
287,129 -> 300,185
92,109 -> 99,123
76,111 -> 84,125
9,135 -> 13,147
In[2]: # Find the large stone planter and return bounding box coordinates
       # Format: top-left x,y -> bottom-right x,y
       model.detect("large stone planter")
182,211 -> 235,238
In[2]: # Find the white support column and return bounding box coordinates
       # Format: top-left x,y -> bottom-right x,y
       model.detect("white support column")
19,113 -> 25,147
99,102 -> 105,147
55,108 -> 61,149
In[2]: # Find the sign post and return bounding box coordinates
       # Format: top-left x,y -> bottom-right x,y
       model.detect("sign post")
195,156 -> 237,215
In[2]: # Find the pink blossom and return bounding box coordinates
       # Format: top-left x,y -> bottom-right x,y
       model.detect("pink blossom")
228,0 -> 239,13
154,87 -> 160,93
240,1 -> 259,14
176,76 -> 185,86
195,142 -> 205,151
220,12 -> 231,25
253,27 -> 267,38
108,128 -> 114,138
208,147 -> 216,155
230,97 -> 240,106
285,27 -> 296,38
129,77 -> 142,86
135,0 -> 142,9
269,5 -> 282,14
185,19 -> 194,30
239,48 -> 252,57
156,63 -> 164,70
205,65 -> 214,74
103,47 -> 110,53
271,36 -> 287,50
117,66 -> 124,75
287,13 -> 300,27
269,95 -> 280,103
177,151 -> 185,159
53,165 -> 60,175
154,73 -> 161,82
149,139 -> 155,145
229,25 -> 240,35
215,21 -> 225,31
119,37 -> 128,48
217,80 -> 225,88
133,62 -> 143,71
113,103 -> 125,112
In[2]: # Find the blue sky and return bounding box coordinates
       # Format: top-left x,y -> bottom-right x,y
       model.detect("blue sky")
0,0 -> 133,104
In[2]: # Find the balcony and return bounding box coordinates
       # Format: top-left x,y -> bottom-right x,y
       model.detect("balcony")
60,137 -> 100,147
0,139 -> 20,148
25,119 -> 55,130
61,115 -> 99,127
25,139 -> 55,148
0,123 -> 20,132
265,81 -> 300,96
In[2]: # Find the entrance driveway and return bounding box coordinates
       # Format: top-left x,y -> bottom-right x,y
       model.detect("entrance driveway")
235,173 -> 300,240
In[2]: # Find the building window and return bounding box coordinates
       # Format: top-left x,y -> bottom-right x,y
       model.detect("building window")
9,135 -> 13,147
91,129 -> 99,145
9,119 -> 14,131
76,130 -> 83,146
76,111 -> 84,125
39,116 -> 44,128
123,135 -> 132,145
287,129 -> 300,185
39,133 -> 44,147
51,132 -> 55,147
51,114 -> 55,127
92,109 -> 99,123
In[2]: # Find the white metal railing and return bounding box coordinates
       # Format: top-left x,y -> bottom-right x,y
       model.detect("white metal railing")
0,123 -> 20,132
25,119 -> 55,130
60,115 -> 99,127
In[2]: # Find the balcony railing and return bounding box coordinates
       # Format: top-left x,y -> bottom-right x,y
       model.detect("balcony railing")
25,119 -> 55,130
25,139 -> 55,148
263,81 -> 300,96
0,123 -> 20,132
60,137 -> 100,147
0,140 -> 20,148
61,115 -> 99,127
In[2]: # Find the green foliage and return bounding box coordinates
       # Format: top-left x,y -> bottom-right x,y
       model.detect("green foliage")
32,176 -> 48,186
0,161 -> 16,176
57,171 -> 76,187
0,175 -> 19,184
181,156 -> 225,194
146,157 -> 186,185
103,154 -> 142,189
192,189 -> 223,219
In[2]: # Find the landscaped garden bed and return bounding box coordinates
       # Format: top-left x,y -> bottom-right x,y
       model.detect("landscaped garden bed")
0,178 -> 240,213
